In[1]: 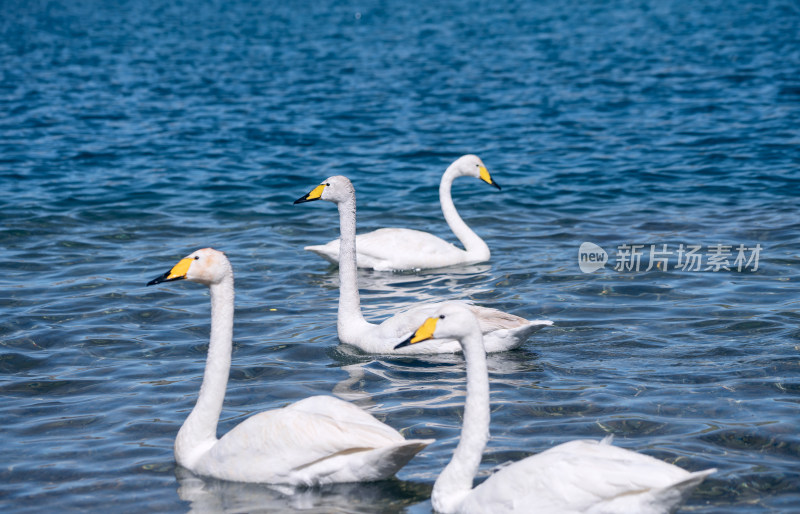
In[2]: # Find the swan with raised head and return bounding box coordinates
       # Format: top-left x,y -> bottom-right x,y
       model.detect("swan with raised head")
396,304 -> 715,514
146,248 -> 432,485
295,176 -> 552,354
304,155 -> 500,271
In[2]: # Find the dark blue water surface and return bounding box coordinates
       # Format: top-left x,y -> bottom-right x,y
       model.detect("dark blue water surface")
2,0 -> 799,512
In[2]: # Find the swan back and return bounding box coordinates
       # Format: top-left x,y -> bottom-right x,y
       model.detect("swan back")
464,438 -> 714,513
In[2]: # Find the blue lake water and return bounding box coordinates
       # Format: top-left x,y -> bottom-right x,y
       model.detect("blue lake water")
1,0 -> 799,512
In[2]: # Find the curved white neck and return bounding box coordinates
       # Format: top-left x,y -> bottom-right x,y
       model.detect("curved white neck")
440,166 -> 490,260
431,331 -> 490,513
336,195 -> 371,340
175,276 -> 234,468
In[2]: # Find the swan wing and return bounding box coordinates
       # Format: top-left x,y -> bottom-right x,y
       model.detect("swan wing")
374,301 -> 519,339
464,439 -> 713,514
360,301 -> 551,354
356,228 -> 465,267
466,304 -> 534,330
306,229 -> 469,270
198,396 -> 431,484
283,396 -> 407,441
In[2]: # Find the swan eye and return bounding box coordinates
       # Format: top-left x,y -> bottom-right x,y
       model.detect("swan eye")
194,256 -> 200,260
439,314 -> 445,319
325,183 -> 330,186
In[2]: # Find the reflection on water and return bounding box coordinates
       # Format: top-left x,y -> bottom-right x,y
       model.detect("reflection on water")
315,264 -> 495,319
328,346 -> 545,435
176,467 -> 431,514
2,0 -> 798,511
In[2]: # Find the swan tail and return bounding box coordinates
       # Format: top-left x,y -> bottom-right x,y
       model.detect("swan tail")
292,438 -> 433,485
341,438 -> 434,483
304,245 -> 340,265
650,468 -> 716,512
517,319 -> 553,338
371,438 -> 435,478
506,319 -> 553,348
481,319 -> 553,353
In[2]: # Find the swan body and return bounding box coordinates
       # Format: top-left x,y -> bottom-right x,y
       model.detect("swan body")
304,155 -> 500,271
295,176 -> 552,355
146,248 -> 432,485
396,304 -> 715,514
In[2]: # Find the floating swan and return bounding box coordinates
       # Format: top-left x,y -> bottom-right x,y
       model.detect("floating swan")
295,176 -> 552,354
396,304 -> 716,514
304,155 -> 501,271
146,248 -> 432,485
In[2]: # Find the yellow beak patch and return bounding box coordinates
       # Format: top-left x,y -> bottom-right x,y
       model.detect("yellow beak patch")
410,317 -> 439,344
294,183 -> 327,204
307,184 -> 326,200
478,166 -> 493,185
166,257 -> 193,281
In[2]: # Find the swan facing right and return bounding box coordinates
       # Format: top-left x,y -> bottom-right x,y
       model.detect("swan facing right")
303,155 -> 501,271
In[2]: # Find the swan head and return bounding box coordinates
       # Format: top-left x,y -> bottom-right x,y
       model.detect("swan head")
394,304 -> 481,350
294,175 -> 355,205
451,154 -> 501,190
147,248 -> 232,287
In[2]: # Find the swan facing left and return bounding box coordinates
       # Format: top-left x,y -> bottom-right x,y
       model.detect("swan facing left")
295,176 -> 552,355
397,304 -> 715,514
146,248 -> 432,485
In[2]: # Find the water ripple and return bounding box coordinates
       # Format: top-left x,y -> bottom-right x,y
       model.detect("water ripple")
2,0 -> 799,512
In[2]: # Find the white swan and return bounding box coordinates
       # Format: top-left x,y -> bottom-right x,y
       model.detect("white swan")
146,248 -> 433,485
304,155 -> 501,271
396,304 -> 716,514
295,176 -> 552,354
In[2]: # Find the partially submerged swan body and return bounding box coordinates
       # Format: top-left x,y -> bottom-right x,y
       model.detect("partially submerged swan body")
295,177 -> 552,355
397,304 -> 716,514
304,155 -> 500,271
146,248 -> 432,485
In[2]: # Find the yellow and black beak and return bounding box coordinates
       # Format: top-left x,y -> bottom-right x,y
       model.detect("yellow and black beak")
394,316 -> 440,350
294,183 -> 326,204
147,257 -> 193,286
479,166 -> 501,190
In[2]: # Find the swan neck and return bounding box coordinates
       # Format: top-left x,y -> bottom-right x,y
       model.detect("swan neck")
432,331 -> 491,513
336,196 -> 368,338
175,276 -> 234,466
440,167 -> 490,260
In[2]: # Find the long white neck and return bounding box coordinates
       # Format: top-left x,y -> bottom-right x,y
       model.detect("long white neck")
336,195 -> 371,341
174,275 -> 234,468
431,330 -> 491,514
440,166 -> 490,261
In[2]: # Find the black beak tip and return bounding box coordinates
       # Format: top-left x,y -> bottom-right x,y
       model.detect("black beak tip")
147,271 -> 184,287
491,180 -> 501,191
294,195 -> 311,204
146,272 -> 168,286
394,337 -> 413,350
